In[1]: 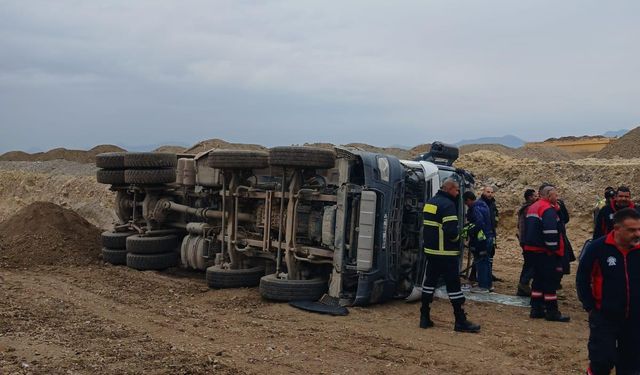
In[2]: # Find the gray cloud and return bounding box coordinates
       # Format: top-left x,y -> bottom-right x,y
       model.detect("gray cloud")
1,0 -> 639,152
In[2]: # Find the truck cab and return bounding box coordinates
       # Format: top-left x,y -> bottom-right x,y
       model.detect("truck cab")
327,142 -> 472,305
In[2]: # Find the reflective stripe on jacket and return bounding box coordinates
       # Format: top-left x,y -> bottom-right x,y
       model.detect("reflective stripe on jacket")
523,198 -> 565,257
423,190 -> 460,256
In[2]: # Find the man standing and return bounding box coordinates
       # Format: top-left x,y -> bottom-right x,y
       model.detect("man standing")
463,191 -> 492,293
480,186 -> 499,281
577,208 -> 640,375
523,185 -> 570,322
593,186 -> 637,239
516,188 -> 538,296
420,178 -> 480,333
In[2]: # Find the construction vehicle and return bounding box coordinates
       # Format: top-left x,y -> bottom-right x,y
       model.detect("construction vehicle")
96,142 -> 472,306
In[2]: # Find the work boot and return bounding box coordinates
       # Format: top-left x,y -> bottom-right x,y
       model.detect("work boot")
545,310 -> 570,322
453,310 -> 480,333
545,300 -> 570,322
529,308 -> 545,319
530,297 -> 545,318
419,306 -> 434,329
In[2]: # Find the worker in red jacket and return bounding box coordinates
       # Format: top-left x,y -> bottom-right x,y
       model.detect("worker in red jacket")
577,207 -> 640,375
522,184 -> 570,322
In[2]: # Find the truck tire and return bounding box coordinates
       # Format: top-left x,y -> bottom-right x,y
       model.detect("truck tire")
269,147 -> 335,169
101,231 -> 136,249
124,169 -> 176,184
259,273 -> 328,302
205,265 -> 266,289
126,252 -> 178,271
96,152 -> 126,169
97,169 -> 126,185
102,248 -> 127,265
126,234 -> 178,254
124,152 -> 177,169
207,150 -> 269,170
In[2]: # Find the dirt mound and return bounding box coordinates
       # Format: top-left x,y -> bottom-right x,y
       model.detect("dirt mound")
459,143 -> 516,156
343,143 -> 411,159
183,139 -> 267,154
544,135 -> 609,142
512,145 -> 577,161
302,142 -> 336,150
594,127 -> 640,158
153,145 -> 186,153
0,144 -> 126,164
406,144 -> 429,159
0,202 -> 102,268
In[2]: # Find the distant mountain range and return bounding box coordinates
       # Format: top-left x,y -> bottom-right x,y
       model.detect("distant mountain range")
453,135 -> 526,148
602,129 -> 628,138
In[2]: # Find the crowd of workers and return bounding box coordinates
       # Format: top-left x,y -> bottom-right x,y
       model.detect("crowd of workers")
419,179 -> 640,374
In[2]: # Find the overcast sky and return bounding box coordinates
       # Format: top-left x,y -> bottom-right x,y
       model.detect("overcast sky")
1,0 -> 639,152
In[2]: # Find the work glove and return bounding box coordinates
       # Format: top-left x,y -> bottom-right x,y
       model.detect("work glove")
461,223 -> 475,240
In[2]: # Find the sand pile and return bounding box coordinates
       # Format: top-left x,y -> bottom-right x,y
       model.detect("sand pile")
0,202 -> 102,268
0,144 -> 126,164
460,143 -> 516,156
595,127 -> 639,158
183,139 -> 267,154
0,164 -> 116,229
153,145 -> 186,153
512,145 -> 577,161
341,143 -> 411,159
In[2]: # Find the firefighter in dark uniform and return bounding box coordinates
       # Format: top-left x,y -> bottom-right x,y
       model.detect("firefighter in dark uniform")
577,208 -> 640,375
523,185 -> 570,322
420,177 -> 480,333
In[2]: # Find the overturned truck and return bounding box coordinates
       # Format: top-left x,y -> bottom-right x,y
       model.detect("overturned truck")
96,142 -> 471,306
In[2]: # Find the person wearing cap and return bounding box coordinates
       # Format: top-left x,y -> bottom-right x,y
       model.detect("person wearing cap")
593,187 -> 616,227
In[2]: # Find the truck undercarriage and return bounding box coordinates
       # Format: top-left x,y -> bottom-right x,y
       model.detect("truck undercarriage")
97,142 -> 471,306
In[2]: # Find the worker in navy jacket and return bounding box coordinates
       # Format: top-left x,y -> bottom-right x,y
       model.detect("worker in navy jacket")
522,185 -> 570,322
463,191 -> 492,291
420,178 -> 480,333
577,207 -> 640,375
